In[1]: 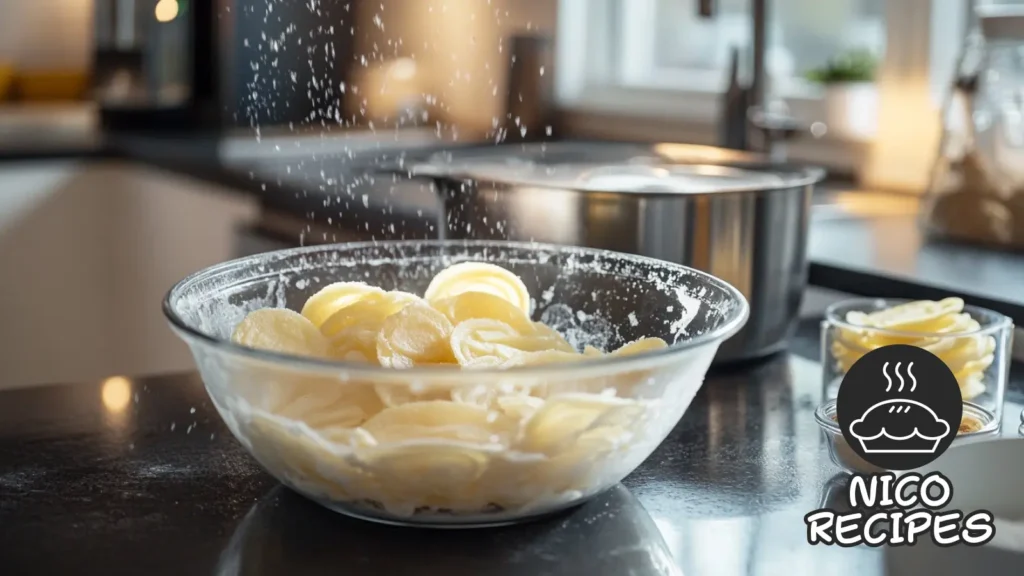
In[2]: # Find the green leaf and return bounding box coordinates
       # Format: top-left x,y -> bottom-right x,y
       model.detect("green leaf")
804,48 -> 877,84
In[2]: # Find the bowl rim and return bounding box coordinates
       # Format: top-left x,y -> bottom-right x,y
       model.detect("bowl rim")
405,162 -> 827,198
823,297 -> 1013,339
162,239 -> 751,378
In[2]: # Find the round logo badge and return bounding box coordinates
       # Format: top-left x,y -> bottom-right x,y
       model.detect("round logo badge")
836,344 -> 962,470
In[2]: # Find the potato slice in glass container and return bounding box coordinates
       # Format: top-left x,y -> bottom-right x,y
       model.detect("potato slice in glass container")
934,334 -> 993,373
355,441 -> 497,516
373,382 -> 453,408
845,297 -> 964,331
377,303 -> 457,367
481,438 -> 614,509
831,298 -> 994,400
450,375 -> 540,408
516,393 -> 646,456
244,410 -> 372,501
959,373 -> 987,401
276,382 -> 386,429
232,308 -> 331,359
319,291 -> 420,335
361,400 -> 515,445
301,281 -> 385,328
431,291 -> 534,333
495,395 -> 546,423
499,331 -> 576,354
450,319 -> 521,366
612,337 -> 669,356
527,321 -> 576,353
319,291 -> 421,360
604,337 -> 670,396
450,318 -> 579,368
424,262 -> 531,315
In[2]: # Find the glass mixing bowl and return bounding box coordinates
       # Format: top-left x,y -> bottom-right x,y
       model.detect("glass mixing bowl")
163,240 -> 749,527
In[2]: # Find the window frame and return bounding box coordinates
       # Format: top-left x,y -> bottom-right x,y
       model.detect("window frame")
555,0 -> 968,175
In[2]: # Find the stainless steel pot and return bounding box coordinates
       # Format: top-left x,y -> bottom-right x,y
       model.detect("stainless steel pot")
400,142 -> 826,363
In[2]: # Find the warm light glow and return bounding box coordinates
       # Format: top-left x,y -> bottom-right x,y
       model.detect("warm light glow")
862,79 -> 941,193
831,191 -> 921,217
387,58 -> 418,82
101,376 -> 132,413
155,0 -> 179,23
652,143 -> 755,164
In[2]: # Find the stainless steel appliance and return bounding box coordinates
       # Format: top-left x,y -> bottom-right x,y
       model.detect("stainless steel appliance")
94,0 -> 218,130
94,0 -> 361,131
398,142 -> 826,363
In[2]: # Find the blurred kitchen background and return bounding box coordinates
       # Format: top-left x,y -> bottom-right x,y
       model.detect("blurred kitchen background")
2,0 -> 1023,387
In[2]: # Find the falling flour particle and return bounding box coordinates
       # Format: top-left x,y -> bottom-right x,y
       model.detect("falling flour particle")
628,312 -> 639,327
540,287 -> 554,304
170,422 -> 176,432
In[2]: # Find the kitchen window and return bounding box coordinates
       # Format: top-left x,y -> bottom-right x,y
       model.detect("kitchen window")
556,0 -> 973,176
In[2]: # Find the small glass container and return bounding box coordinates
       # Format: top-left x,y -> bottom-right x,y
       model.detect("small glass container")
821,298 -> 1013,429
815,399 -> 999,474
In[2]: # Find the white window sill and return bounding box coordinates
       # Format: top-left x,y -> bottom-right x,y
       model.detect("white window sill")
557,84 -> 872,177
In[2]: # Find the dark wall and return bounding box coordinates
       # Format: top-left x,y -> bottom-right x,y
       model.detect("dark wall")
224,0 -> 359,129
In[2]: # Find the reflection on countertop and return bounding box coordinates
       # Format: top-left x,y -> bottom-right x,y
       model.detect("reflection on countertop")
219,485 -> 682,576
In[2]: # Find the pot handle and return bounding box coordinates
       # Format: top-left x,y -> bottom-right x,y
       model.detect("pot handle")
370,163 -> 477,241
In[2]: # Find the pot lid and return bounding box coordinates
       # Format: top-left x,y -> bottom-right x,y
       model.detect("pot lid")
411,142 -> 822,195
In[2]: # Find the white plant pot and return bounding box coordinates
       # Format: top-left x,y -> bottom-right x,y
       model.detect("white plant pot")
822,82 -> 878,141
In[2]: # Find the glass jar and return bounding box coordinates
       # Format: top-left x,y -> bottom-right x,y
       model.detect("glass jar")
921,6 -> 1024,250
821,298 -> 1013,433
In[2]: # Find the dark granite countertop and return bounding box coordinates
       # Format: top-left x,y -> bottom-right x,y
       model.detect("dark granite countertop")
2,322 -> 1022,576
808,202 -> 1024,326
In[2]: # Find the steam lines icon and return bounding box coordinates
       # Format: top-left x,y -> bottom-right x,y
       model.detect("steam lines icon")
882,361 -> 917,392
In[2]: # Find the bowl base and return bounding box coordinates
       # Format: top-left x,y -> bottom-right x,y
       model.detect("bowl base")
310,494 -> 590,529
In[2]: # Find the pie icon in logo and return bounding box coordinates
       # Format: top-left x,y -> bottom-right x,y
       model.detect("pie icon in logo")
850,397 -> 949,454
836,345 -> 962,470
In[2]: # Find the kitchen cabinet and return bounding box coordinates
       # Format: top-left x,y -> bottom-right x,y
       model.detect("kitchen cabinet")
0,160 -> 257,388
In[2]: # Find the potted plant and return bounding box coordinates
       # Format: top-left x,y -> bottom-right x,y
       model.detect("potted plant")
806,49 -> 879,141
